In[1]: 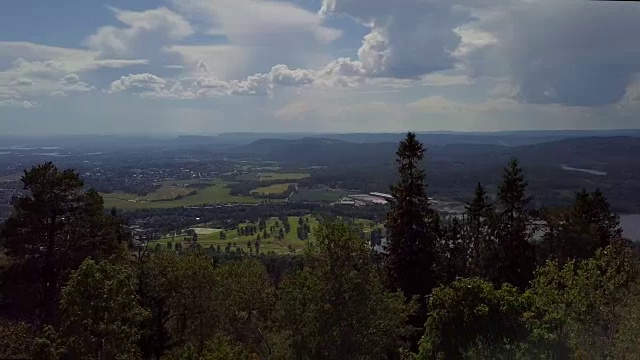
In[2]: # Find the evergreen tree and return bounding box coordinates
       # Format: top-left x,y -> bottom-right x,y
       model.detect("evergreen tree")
384,133 -> 439,351
0,162 -> 127,326
385,133 -> 439,299
540,189 -> 622,265
495,158 -> 534,289
464,183 -> 498,279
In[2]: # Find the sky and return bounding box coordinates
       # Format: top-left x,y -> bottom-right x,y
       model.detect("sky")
2,0 -> 640,135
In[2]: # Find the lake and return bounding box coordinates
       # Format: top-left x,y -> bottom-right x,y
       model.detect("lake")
561,165 -> 607,176
620,214 -> 640,242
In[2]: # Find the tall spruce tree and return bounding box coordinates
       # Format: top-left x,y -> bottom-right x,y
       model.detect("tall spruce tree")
385,132 -> 439,300
495,158 -> 535,289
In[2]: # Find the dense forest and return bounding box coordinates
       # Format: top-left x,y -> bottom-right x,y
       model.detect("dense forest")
1,133 -> 639,359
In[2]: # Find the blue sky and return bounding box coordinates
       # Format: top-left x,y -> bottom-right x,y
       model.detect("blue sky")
2,0 -> 640,135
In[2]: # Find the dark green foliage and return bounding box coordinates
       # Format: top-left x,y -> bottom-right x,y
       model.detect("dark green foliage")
61,258 -> 149,359
0,162 -> 128,325
539,189 -> 622,265
385,132 -> 439,299
276,220 -> 414,359
494,158 -> 535,289
418,278 -> 530,360
527,242 -> 640,358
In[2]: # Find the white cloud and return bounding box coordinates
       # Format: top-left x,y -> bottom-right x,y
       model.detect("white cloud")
167,45 -> 249,80
55,74 -> 95,95
319,0 -> 473,79
10,78 -> 33,86
0,87 -> 37,108
0,42 -> 148,84
109,73 -> 167,93
85,6 -> 194,59
109,63 -> 325,99
172,0 -> 341,75
174,0 -> 340,47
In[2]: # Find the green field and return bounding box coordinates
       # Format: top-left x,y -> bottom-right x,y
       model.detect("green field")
158,216 -> 320,254
156,216 -> 383,255
236,172 -> 310,181
103,180 -> 266,210
251,183 -> 293,195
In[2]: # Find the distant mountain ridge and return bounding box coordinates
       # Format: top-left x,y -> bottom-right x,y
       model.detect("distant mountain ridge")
229,135 -> 640,170
174,129 -> 640,148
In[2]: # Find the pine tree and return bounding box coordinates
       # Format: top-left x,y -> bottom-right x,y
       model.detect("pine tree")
0,162 -> 127,325
384,132 -> 439,301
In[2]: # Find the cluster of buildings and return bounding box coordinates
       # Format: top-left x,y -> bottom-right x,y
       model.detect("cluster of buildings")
335,192 -> 395,206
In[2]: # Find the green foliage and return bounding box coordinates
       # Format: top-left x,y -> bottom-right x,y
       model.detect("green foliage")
385,132 -> 439,300
61,258 -> 149,359
527,243 -> 640,358
0,162 -> 128,324
161,336 -> 249,360
276,220 -> 415,359
540,189 -> 623,265
495,158 -> 535,289
0,320 -> 33,359
418,278 -> 530,360
137,250 -> 216,358
212,259 -> 275,357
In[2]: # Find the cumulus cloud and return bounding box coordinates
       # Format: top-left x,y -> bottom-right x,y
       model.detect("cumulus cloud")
172,0 -> 341,74
85,6 -> 194,59
0,87 -> 37,108
319,0 -> 474,79
109,73 -> 167,93
108,63 -> 324,98
55,74 -> 95,94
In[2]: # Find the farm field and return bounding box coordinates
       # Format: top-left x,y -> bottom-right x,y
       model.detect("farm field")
156,216 -> 383,254
102,179 -> 267,210
235,172 -> 310,181
251,183 -> 293,195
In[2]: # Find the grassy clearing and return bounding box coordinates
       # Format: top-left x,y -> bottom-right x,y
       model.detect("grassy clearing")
190,228 -> 223,235
236,172 -> 310,181
156,216 -> 384,255
102,179 -> 265,210
158,216 -> 320,254
251,183 -> 293,195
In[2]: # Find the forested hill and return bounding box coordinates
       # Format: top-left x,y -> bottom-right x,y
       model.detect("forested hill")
230,135 -> 640,169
